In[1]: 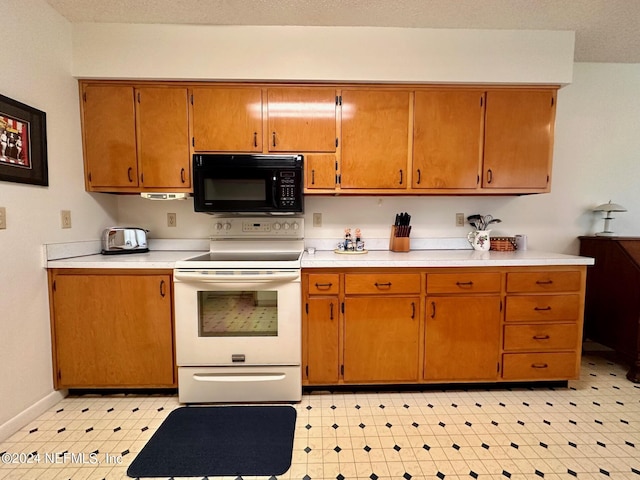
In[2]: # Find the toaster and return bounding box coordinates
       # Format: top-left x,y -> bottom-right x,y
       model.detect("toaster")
101,227 -> 149,255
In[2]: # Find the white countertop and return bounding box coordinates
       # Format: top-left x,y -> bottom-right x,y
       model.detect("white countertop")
46,250 -> 204,269
301,249 -> 595,268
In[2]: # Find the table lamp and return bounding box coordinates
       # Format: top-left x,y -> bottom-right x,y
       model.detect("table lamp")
593,201 -> 627,236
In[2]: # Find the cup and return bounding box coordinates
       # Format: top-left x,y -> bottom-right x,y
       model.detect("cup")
515,235 -> 528,251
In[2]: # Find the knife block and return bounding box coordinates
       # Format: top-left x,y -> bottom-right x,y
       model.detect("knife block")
389,226 -> 410,252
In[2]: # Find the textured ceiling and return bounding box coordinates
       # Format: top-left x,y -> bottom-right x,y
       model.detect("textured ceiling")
45,0 -> 640,63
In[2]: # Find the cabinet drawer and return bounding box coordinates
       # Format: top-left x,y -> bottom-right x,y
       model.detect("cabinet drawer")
308,274 -> 340,295
506,295 -> 580,322
427,272 -> 501,294
507,271 -> 581,293
502,352 -> 578,380
503,324 -> 579,351
345,273 -> 421,294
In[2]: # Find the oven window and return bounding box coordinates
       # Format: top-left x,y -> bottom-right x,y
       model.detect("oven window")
197,291 -> 278,337
204,178 -> 266,201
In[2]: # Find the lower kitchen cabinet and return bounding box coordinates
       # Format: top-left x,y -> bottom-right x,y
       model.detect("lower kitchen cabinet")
48,269 -> 176,388
302,265 -> 587,387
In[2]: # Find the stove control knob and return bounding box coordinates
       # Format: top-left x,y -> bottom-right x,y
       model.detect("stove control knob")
215,222 -> 223,231
223,222 -> 232,231
283,222 -> 291,230
291,222 -> 300,230
273,222 -> 282,230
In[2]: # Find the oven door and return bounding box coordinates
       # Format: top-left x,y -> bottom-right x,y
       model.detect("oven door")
174,269 -> 301,367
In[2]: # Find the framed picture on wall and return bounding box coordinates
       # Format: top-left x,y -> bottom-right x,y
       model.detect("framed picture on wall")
0,93 -> 48,186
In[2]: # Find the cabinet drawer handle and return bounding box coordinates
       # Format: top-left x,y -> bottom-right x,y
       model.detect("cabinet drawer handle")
160,280 -> 166,298
180,168 -> 186,183
430,301 -> 436,319
416,169 -> 421,185
534,306 -> 552,311
399,170 -> 403,185
330,302 -> 334,320
487,168 -> 493,184
411,302 -> 416,319
456,281 -> 474,287
533,335 -> 550,340
127,167 -> 133,183
536,280 -> 554,285
315,282 -> 333,289
272,131 -> 276,147
531,363 -> 548,369
311,169 -> 315,185
374,282 -> 392,288
253,131 -> 258,148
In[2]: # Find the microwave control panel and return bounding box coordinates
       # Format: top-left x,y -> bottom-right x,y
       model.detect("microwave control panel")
277,171 -> 302,208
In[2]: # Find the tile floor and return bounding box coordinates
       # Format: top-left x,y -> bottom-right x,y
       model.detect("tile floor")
1,350 -> 639,480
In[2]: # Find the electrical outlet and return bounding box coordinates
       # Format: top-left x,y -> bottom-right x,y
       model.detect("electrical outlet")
313,213 -> 322,227
167,212 -> 177,227
61,210 -> 72,229
0,207 -> 6,229
456,212 -> 465,227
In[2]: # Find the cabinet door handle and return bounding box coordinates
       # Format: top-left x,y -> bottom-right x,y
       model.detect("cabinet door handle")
315,282 -> 333,289
536,280 -> 554,285
456,281 -> 474,287
160,280 -> 166,298
430,301 -> 436,319
531,363 -> 548,369
533,335 -> 550,340
311,169 -> 315,185
374,282 -> 392,288
399,170 -> 403,185
487,169 -> 493,184
180,168 -> 186,183
330,302 -> 334,320
127,167 -> 133,183
416,169 -> 421,185
534,306 -> 552,311
272,132 -> 276,147
411,302 -> 416,319
253,132 -> 258,148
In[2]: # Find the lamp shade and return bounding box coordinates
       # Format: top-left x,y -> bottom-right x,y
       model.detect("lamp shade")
594,201 -> 627,213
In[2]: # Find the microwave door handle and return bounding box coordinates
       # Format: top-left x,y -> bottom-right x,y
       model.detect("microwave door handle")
272,176 -> 278,208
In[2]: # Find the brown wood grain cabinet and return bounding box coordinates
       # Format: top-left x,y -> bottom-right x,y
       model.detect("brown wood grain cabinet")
48,269 -> 176,389
81,84 -> 190,192
579,236 -> 640,382
302,265 -> 586,387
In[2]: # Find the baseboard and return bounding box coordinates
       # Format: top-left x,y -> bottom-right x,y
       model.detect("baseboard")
0,389 -> 68,442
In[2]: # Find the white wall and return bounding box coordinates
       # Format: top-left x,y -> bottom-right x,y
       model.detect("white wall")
117,63 -> 640,254
0,0 -> 118,439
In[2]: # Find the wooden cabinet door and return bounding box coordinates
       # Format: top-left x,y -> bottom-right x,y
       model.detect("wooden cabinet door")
305,297 -> 340,384
341,90 -> 410,189
305,154 -> 336,189
483,90 -> 556,189
344,296 -> 420,382
425,296 -> 501,381
52,274 -> 174,387
191,87 -> 262,152
267,88 -> 337,152
137,87 -> 191,189
413,90 -> 484,189
82,85 -> 138,189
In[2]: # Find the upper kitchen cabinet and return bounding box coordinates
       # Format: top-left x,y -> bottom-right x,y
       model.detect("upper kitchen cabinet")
81,83 -> 190,192
413,90 -> 484,190
340,89 -> 411,190
482,89 -> 557,191
266,88 -> 337,153
191,87 -> 263,152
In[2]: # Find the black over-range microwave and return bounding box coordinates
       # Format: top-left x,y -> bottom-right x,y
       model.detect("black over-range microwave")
192,154 -> 304,214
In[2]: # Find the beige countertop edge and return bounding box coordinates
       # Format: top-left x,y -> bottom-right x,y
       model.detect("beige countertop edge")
46,249 -> 595,269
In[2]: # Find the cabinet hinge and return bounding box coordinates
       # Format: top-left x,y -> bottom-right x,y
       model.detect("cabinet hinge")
192,137 -> 195,147
480,96 -> 483,107
547,174 -> 550,184
305,365 -> 309,378
52,280 -> 56,292
340,365 -> 344,375
190,94 -> 194,105
477,175 -> 480,185
305,303 -> 309,314
88,172 -> 92,183
83,92 -> 87,102
140,173 -> 144,184
551,97 -> 555,107
497,362 -> 500,373
57,369 -> 62,381
137,91 -> 141,103
335,138 -> 339,148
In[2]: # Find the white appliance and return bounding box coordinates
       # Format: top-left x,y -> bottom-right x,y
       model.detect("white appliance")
174,216 -> 304,403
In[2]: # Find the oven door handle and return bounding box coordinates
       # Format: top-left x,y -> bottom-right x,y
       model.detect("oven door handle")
174,270 -> 300,283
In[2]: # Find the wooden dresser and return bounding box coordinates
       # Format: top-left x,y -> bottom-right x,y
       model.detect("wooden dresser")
579,236 -> 640,382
